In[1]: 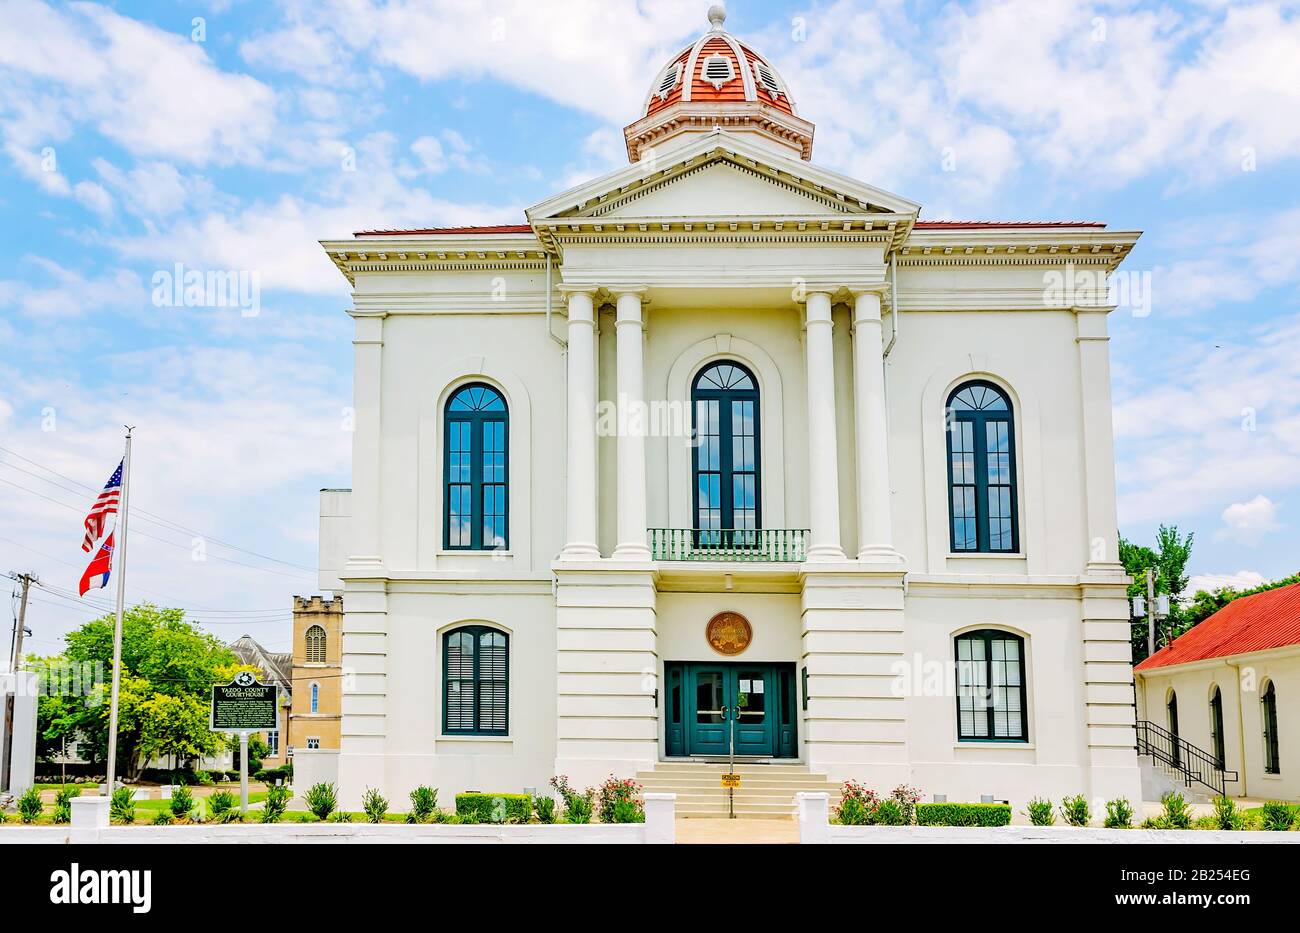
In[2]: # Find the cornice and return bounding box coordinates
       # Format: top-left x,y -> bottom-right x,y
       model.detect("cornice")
321,235 -> 547,285
900,229 -> 1141,273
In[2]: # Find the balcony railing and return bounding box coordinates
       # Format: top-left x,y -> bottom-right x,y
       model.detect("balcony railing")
648,528 -> 809,562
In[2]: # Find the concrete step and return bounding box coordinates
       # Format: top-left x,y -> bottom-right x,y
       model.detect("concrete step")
637,775 -> 837,789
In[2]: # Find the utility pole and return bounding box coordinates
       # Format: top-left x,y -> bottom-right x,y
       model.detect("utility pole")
1146,567 -> 1157,659
2,572 -> 36,793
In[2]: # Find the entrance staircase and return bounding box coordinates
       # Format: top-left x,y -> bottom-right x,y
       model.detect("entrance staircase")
636,760 -> 840,819
1135,719 -> 1236,800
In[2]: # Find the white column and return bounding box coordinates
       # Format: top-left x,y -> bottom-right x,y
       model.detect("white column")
560,287 -> 601,560
347,310 -> 385,571
612,287 -> 650,560
851,289 -> 903,564
803,291 -> 845,561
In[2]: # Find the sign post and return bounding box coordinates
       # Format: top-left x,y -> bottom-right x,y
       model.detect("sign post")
211,671 -> 278,815
239,731 -> 249,815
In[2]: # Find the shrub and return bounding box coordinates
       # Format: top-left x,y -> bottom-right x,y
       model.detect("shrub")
889,785 -> 923,825
209,790 -> 235,816
434,811 -> 463,825
1208,795 -> 1248,831
456,792 -> 533,824
1104,798 -> 1133,829
260,784 -> 291,823
110,787 -> 136,824
1059,794 -> 1091,827
597,775 -> 643,823
17,787 -> 42,824
534,795 -> 557,824
217,808 -> 243,824
253,763 -> 293,784
304,782 -> 338,820
169,785 -> 194,820
328,810 -> 354,823
1024,797 -> 1055,826
53,786 -> 80,824
873,799 -> 905,826
362,787 -> 389,823
1261,801 -> 1298,832
835,780 -> 879,824
564,793 -> 594,824
1160,791 -> 1193,830
152,811 -> 174,826
837,794 -> 869,826
550,775 -> 596,824
610,798 -> 645,823
408,786 -> 439,823
915,803 -> 1011,827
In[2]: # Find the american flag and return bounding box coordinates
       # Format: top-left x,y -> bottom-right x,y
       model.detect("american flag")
82,459 -> 123,552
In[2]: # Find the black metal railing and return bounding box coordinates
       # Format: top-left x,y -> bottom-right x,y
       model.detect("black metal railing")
1135,719 -> 1239,798
648,528 -> 809,562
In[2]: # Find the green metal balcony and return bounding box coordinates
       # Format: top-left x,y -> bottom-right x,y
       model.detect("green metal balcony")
648,528 -> 809,562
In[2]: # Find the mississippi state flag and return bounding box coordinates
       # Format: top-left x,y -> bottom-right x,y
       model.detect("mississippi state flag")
82,459 -> 123,552
79,532 -> 114,597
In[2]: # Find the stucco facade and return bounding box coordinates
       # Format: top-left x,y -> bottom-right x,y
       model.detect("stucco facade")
313,9 -> 1144,812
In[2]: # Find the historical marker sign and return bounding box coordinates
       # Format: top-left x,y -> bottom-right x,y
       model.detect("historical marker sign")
210,671 -> 278,732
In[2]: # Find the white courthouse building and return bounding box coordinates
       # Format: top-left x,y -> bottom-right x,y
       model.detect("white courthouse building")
312,7 -> 1145,815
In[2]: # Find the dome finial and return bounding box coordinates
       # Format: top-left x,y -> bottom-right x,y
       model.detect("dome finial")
707,4 -> 727,31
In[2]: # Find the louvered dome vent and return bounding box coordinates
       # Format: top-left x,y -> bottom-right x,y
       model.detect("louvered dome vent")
624,5 -> 813,163
639,5 -> 797,119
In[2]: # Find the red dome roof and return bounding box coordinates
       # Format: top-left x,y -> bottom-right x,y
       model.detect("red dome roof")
643,6 -> 796,119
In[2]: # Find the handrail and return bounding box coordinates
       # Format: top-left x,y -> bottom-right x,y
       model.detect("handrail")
647,528 -> 809,562
1135,719 -> 1239,798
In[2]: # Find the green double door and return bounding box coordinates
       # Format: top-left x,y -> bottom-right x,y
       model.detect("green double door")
664,662 -> 797,758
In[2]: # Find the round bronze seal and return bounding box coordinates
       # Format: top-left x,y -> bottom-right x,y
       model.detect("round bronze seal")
706,611 -> 753,656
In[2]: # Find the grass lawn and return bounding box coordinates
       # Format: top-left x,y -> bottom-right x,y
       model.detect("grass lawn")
33,782 -> 98,792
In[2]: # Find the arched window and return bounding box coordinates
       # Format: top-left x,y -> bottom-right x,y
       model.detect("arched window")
444,383 -> 508,550
946,381 -> 1018,553
1262,681 -> 1280,774
304,624 -> 326,664
954,629 -> 1027,741
443,625 -> 508,736
1210,686 -> 1226,769
310,682 -> 319,714
692,361 -> 760,546
1168,690 -> 1181,768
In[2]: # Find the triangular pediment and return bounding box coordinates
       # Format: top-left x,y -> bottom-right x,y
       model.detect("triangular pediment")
527,132 -> 919,225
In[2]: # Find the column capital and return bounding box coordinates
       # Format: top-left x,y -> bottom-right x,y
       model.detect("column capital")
850,288 -> 885,325
608,285 -> 649,298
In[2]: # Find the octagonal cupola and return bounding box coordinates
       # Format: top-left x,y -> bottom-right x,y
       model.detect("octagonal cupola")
623,5 -> 815,164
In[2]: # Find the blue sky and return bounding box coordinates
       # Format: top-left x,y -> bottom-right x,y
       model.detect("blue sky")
2,0 -> 1299,655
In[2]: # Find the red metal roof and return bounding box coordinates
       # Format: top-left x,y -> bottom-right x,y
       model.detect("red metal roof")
912,221 -> 1105,229
354,225 -> 534,236
353,221 -> 1105,237
1135,581 -> 1300,671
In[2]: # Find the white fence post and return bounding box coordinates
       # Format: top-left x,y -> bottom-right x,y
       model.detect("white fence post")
796,791 -> 830,844
70,795 -> 111,843
644,792 -> 676,844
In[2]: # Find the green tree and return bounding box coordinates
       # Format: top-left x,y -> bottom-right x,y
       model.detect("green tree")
1119,524 -> 1195,662
42,604 -> 243,779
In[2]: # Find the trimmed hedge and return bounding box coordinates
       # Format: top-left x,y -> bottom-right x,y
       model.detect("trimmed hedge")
455,793 -> 533,824
916,802 -> 1011,827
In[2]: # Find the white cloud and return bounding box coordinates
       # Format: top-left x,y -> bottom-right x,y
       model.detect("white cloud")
1218,494 -> 1281,545
109,133 -> 522,294
236,0 -> 701,122
1114,304 -> 1300,525
1187,570 -> 1268,597
0,257 -> 146,320
0,0 -> 277,170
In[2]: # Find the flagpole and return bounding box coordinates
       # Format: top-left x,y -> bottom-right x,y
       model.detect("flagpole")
105,427 -> 133,794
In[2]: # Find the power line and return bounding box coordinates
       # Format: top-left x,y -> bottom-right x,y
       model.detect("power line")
0,476 -> 314,581
0,534 -> 297,614
0,446 -> 318,572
